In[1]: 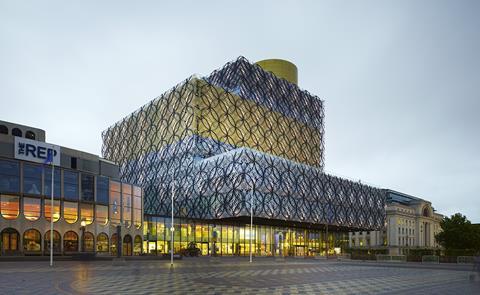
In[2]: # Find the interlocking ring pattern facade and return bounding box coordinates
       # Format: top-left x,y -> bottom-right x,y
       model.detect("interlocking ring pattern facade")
102,57 -> 386,230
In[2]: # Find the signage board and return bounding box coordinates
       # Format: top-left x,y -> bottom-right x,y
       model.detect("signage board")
14,136 -> 61,166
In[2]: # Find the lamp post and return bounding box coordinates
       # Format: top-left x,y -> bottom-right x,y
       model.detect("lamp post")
171,181 -> 175,267
80,219 -> 86,253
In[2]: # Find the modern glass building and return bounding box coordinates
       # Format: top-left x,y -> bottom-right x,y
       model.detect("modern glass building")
0,120 -> 143,256
102,57 -> 386,256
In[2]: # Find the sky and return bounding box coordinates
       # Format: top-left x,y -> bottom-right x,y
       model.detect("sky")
1,0 -> 479,222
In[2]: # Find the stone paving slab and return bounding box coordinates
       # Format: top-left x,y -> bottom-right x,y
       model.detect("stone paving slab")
0,258 -> 478,294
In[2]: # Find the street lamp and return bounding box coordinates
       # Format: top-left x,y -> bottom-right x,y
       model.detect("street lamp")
80,219 -> 86,253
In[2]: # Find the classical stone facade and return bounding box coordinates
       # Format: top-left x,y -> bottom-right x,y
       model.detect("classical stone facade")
349,190 -> 443,255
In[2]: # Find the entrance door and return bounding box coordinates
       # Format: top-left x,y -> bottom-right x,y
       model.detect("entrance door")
295,246 -> 305,257
1,228 -> 19,254
200,242 -> 209,256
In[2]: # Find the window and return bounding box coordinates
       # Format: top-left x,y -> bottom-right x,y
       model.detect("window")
123,235 -> 133,256
44,199 -> 60,222
63,231 -> 78,252
96,233 -> 109,252
122,183 -> 132,228
96,177 -> 109,204
96,205 -> 108,225
80,203 -> 94,225
111,233 -> 118,256
133,186 -> 142,229
11,128 -> 22,137
0,160 -> 20,193
44,168 -> 61,198
1,194 -> 19,220
84,232 -> 94,252
23,164 -> 42,195
0,125 -> 7,134
64,201 -> 78,224
81,174 -> 94,202
109,181 -> 121,226
71,157 -> 77,169
25,130 -> 35,140
134,235 -> 142,255
23,229 -> 41,252
44,230 -> 61,253
24,197 -> 41,221
64,170 -> 79,201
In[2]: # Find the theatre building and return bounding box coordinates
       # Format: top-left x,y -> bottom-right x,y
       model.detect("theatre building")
102,57 -> 386,257
0,120 -> 143,256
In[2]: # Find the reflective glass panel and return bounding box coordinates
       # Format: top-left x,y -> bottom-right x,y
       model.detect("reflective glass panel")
44,199 -> 60,222
80,203 -> 94,225
24,197 -> 41,221
63,170 -> 79,201
0,194 -> 19,220
122,183 -> 132,228
0,160 -> 20,193
23,164 -> 42,195
63,201 -> 78,224
96,205 -> 108,225
96,176 -> 109,204
44,168 -> 61,198
109,181 -> 121,225
81,174 -> 94,202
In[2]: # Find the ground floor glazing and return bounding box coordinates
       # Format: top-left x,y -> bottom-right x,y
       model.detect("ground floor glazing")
143,216 -> 349,256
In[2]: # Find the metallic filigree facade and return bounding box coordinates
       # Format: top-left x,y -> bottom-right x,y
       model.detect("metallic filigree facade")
102,57 -> 386,230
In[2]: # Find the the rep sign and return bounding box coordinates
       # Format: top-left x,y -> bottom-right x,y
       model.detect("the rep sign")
14,137 -> 61,166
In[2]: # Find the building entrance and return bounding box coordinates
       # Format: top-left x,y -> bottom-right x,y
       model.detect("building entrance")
200,242 -> 209,256
1,228 -> 19,254
294,245 -> 305,256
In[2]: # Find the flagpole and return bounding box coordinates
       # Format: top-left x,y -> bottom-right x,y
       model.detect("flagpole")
50,156 -> 54,267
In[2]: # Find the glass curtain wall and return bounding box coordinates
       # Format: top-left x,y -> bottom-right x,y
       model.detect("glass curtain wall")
142,216 -> 340,257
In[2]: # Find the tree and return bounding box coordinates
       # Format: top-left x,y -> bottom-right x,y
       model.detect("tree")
435,213 -> 480,251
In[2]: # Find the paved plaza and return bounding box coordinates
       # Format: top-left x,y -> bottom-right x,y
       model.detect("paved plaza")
0,258 -> 479,294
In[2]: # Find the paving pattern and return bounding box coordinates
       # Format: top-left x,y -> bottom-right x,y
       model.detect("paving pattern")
0,258 -> 478,294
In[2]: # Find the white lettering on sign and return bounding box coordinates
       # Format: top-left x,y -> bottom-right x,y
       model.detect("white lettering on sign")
14,137 -> 61,166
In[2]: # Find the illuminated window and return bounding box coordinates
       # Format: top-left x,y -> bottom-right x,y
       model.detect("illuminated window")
123,235 -> 133,256
111,233 -> 118,256
96,205 -> 108,225
84,232 -> 94,252
134,235 -> 142,255
44,199 -> 60,222
63,201 -> 78,224
96,233 -> 109,252
23,164 -> 42,195
1,228 -> 19,251
23,229 -> 41,252
109,181 -> 121,226
44,230 -> 61,253
0,160 -> 20,193
63,231 -> 78,252
133,186 -> 142,229
80,203 -> 94,225
23,197 -> 41,221
0,194 -> 19,220
122,183 -> 132,228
